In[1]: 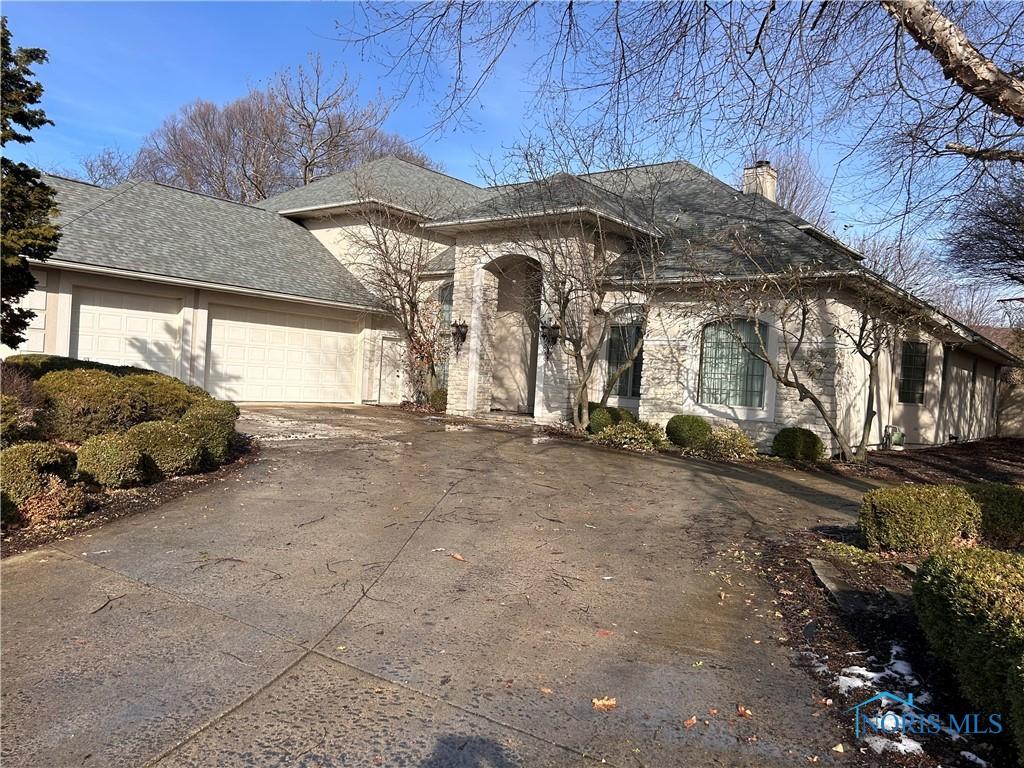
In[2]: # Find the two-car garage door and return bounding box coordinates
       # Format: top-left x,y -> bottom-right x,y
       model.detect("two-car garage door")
69,287 -> 359,403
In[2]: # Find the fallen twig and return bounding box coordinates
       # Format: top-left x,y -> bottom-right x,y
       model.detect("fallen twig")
90,593 -> 127,614
296,514 -> 326,528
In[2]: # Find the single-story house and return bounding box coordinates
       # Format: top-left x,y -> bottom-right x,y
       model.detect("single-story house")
4,156 -> 1017,453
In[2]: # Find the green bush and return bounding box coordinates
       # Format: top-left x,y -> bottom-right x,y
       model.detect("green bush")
1009,655 -> 1024,764
1,393 -> 33,445
964,482 -> 1024,550
36,369 -> 148,442
694,426 -> 757,461
122,373 -> 206,420
587,402 -> 635,434
2,353 -> 151,379
771,426 -> 825,461
19,476 -> 87,523
593,421 -> 662,453
429,388 -> 448,413
126,420 -> 202,480
859,485 -> 981,553
177,402 -> 237,468
665,414 -> 712,449
913,548 -> 1024,716
0,441 -> 76,506
76,433 -> 145,489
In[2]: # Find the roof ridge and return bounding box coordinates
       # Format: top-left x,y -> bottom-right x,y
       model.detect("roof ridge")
370,156 -> 484,191
58,179 -> 143,229
43,172 -> 107,190
145,180 -> 269,210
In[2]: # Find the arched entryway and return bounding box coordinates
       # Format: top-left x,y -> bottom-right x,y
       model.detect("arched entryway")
484,254 -> 541,414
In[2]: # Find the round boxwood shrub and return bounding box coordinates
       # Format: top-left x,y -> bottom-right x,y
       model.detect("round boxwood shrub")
77,433 -> 146,489
587,402 -> 635,434
127,420 -> 202,480
771,426 -> 825,461
429,388 -> 448,413
694,426 -> 757,461
859,485 -> 981,553
122,373 -> 206,420
36,369 -> 148,442
964,482 -> 1024,550
913,547 -> 1024,716
177,403 -> 237,468
0,441 -> 76,506
665,414 -> 712,449
19,476 -> 87,524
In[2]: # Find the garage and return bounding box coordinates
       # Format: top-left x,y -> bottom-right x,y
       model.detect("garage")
70,286 -> 183,376
205,304 -> 358,403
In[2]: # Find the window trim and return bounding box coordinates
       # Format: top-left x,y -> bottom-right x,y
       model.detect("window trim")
689,315 -> 777,422
897,339 -> 928,406
606,323 -> 644,400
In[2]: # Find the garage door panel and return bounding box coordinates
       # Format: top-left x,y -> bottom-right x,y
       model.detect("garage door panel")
206,304 -> 356,403
71,287 -> 182,377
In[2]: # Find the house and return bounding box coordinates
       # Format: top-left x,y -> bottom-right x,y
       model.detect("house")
4,156 -> 1017,452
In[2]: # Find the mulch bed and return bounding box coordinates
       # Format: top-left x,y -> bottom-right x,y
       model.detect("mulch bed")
746,529 -> 1018,768
1,444 -> 258,559
829,438 -> 1024,486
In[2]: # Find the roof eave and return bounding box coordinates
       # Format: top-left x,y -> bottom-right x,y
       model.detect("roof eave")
277,198 -> 428,222
423,206 -> 662,238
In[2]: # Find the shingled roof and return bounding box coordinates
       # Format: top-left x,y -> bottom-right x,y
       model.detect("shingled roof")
45,175 -> 381,309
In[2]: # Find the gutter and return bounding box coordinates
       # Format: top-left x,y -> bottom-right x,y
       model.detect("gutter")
423,205 -> 663,238
277,198 -> 427,222
36,258 -> 390,315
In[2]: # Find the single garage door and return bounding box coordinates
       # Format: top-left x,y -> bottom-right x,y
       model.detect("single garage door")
206,304 -> 358,402
71,287 -> 182,376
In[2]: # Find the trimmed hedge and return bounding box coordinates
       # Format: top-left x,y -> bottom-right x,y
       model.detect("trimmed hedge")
1009,655 -> 1024,764
913,548 -> 1024,717
3,353 -> 151,379
587,402 -> 635,435
429,388 -> 448,413
19,476 -> 87,523
964,482 -> 1024,550
178,402 -> 237,468
772,426 -> 825,461
694,426 -> 757,461
122,373 -> 205,420
77,433 -> 146,489
36,369 -> 148,442
859,485 -> 981,553
665,414 -> 712,449
126,421 -> 202,480
1,394 -> 30,445
0,441 -> 76,506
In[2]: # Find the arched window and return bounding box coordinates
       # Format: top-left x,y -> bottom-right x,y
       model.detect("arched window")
699,319 -> 768,408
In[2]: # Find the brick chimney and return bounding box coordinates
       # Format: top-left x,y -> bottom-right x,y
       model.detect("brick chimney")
742,160 -> 777,203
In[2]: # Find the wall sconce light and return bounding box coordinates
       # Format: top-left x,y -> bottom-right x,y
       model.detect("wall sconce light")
540,316 -> 561,358
450,318 -> 469,355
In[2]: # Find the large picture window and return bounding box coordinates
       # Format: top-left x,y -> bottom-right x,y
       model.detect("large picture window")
699,319 -> 768,408
607,324 -> 644,398
898,341 -> 927,404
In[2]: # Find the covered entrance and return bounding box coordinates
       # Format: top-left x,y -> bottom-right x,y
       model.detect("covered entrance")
485,255 -> 541,415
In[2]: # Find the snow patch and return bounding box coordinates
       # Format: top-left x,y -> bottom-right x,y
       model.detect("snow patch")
863,733 -> 924,755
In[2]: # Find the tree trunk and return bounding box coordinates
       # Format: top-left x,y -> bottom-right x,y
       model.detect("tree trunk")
853,355 -> 880,463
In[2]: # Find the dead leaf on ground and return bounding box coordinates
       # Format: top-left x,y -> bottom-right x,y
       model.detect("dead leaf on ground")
596,629 -> 614,638
831,744 -> 845,753
708,707 -> 718,716
539,687 -> 553,695
683,715 -> 697,729
591,696 -> 618,712
737,704 -> 754,718
450,552 -> 466,562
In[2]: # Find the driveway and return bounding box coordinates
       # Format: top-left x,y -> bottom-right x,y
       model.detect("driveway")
1,407 -> 871,767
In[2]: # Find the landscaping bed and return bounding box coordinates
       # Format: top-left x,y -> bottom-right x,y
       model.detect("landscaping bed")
1,354 -> 245,550
832,437 -> 1024,486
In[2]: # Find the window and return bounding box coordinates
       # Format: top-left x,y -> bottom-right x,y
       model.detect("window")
898,341 -> 928,404
699,319 -> 767,408
607,325 -> 644,398
436,283 -> 454,388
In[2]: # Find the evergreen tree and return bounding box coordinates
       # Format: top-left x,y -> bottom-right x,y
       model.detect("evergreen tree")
1,16 -> 59,349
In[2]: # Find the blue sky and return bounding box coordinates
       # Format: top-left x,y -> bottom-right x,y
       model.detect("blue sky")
2,2 -> 538,184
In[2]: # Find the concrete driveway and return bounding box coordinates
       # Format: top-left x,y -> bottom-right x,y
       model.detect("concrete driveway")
1,407 -> 870,767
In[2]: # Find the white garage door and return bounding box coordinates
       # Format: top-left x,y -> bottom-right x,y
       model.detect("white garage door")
206,304 -> 358,402
71,287 -> 182,376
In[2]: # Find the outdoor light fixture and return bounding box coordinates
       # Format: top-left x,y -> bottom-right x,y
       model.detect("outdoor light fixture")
450,318 -> 469,355
540,317 -> 561,358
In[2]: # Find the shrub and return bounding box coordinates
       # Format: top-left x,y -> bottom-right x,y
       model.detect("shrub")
1,394 -> 34,445
964,482 -> 1024,550
859,485 -> 981,553
0,361 -> 44,407
593,421 -> 662,453
19,476 -> 87,523
76,433 -> 146,489
665,414 -> 712,449
694,426 -> 757,461
913,547 -> 1024,716
1009,656 -> 1024,764
1,441 -> 76,506
126,420 -> 201,479
771,426 -> 825,461
587,402 -> 635,434
122,373 -> 206,420
36,369 -> 148,442
3,353 -> 151,379
429,388 -> 448,413
177,402 -> 237,468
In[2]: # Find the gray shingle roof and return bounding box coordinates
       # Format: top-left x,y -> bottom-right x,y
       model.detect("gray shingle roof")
259,157 -> 492,217
46,177 -> 381,309
422,246 -> 456,274
44,175 -> 112,223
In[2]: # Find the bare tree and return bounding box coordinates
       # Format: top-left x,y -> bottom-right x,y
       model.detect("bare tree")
81,56 -> 433,202
945,169 -> 1024,286
353,2 -> 1024,229
744,150 -> 833,229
